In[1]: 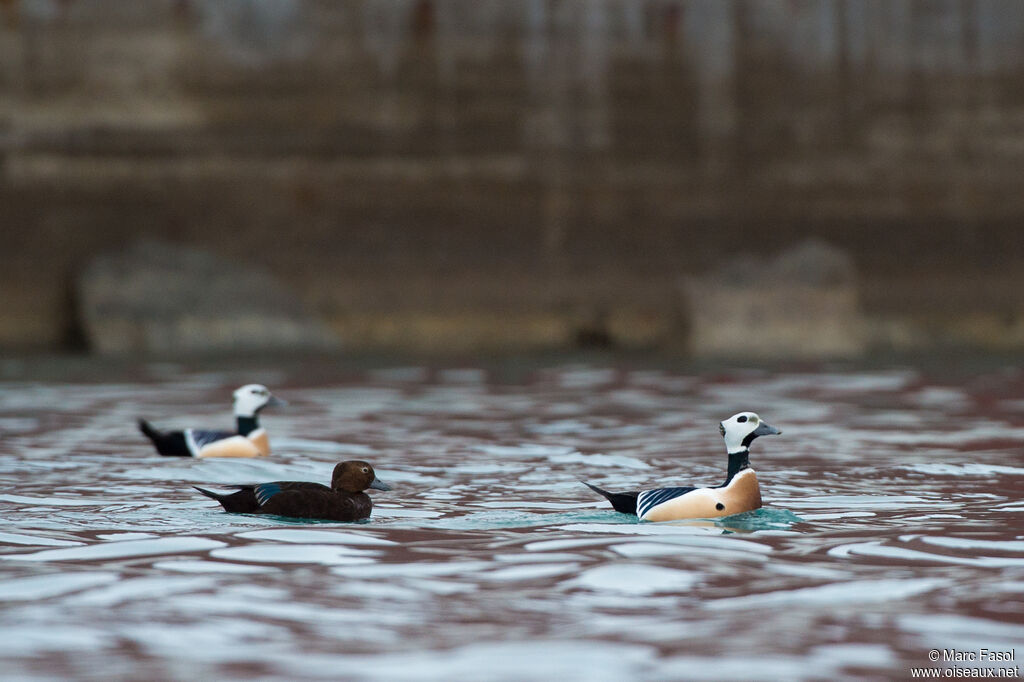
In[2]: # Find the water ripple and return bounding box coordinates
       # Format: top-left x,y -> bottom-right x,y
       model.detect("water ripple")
1,362 -> 1022,680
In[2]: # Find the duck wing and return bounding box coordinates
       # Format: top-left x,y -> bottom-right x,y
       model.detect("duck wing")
185,428 -> 239,455
256,487 -> 372,522
194,480 -> 330,514
635,486 -> 698,520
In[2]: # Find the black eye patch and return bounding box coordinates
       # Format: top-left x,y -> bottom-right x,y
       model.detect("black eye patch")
737,416 -> 747,423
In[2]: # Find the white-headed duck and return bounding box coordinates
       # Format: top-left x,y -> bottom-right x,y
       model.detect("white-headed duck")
584,412 -> 781,521
139,384 -> 285,458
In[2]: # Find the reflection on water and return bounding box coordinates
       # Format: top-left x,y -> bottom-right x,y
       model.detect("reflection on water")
0,360 -> 1022,680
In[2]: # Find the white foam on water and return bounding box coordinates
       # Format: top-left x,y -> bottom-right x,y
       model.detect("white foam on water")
472,443 -> 577,458
301,640 -> 657,681
545,526 -> 775,553
0,624 -> 114,655
526,537 -> 637,552
658,655 -> 828,681
918,535 -> 1024,552
63,575 -> 215,607
765,563 -> 853,580
0,571 -> 117,600
0,531 -> 83,547
565,564 -> 700,595
0,416 -> 39,432
478,563 -> 580,582
902,462 -> 1024,476
0,494 -> 96,506
2,537 -> 226,562
549,451 -> 651,469
782,495 -> 959,511
858,424 -> 1024,446
153,559 -> 280,574
796,512 -> 876,520
328,580 -> 423,601
907,386 -> 972,409
123,619 -> 293,663
273,438 -> 377,455
404,578 -> 478,595
210,543 -> 379,565
372,506 -> 444,519
331,560 -> 491,579
526,419 -> 597,435
552,523 -> 701,535
493,552 -> 586,563
829,541 -> 1024,567
809,643 -> 897,668
609,542 -> 769,563
897,614 -> 1024,651
96,532 -> 158,541
238,529 -> 397,546
473,500 -> 598,510
707,578 -> 949,610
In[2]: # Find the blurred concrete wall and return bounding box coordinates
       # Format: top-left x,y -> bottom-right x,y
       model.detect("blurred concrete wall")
1,0 -> 1023,353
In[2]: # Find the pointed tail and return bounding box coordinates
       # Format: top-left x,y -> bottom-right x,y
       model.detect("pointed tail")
193,486 -> 259,513
193,486 -> 224,502
138,418 -> 161,442
582,482 -> 639,516
138,419 -> 191,456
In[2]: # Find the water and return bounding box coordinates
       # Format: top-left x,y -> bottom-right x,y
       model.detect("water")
1,358 -> 1022,680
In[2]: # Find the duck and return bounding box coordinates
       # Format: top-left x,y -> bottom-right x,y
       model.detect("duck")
193,460 -> 392,522
138,384 -> 285,458
584,411 -> 781,521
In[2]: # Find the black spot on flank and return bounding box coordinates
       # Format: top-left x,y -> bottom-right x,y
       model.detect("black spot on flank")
716,502 -> 725,511
737,416 -> 747,423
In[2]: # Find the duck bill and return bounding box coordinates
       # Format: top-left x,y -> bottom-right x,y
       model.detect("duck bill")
265,395 -> 287,408
753,422 -> 781,437
369,477 -> 392,491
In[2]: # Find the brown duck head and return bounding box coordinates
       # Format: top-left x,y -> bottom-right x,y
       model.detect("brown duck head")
331,460 -> 392,494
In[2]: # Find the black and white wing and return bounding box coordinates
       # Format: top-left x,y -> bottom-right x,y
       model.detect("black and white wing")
184,429 -> 236,456
635,486 -> 697,520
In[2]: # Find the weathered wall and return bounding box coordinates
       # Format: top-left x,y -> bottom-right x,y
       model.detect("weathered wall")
2,1 -> 1024,352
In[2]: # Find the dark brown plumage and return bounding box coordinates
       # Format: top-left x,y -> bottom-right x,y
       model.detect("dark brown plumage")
194,460 -> 391,522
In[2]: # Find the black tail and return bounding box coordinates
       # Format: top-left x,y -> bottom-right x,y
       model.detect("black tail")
582,482 -> 639,516
193,486 -> 259,513
138,419 -> 192,457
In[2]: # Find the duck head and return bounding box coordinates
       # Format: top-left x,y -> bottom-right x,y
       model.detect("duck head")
232,384 -> 286,418
332,460 -> 392,494
719,412 -> 781,454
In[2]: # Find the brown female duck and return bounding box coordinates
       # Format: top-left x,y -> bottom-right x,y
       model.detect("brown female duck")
194,460 -> 391,522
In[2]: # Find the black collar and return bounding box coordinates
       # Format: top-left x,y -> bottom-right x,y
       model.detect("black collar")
236,415 -> 259,436
725,450 -> 750,485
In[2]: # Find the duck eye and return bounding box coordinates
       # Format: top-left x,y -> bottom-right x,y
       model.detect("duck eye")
362,467 -> 369,473
737,416 -> 747,423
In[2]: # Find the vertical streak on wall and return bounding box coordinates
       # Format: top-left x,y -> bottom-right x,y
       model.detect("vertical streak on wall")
362,0 -> 413,143
732,0 -> 752,181
685,0 -> 737,177
835,0 -> 853,144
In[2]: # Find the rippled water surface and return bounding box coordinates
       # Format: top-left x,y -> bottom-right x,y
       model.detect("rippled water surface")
1,358 -> 1023,680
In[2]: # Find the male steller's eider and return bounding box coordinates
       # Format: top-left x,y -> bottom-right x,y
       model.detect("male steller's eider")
138,384 -> 285,458
584,412 -> 781,521
194,460 -> 392,522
